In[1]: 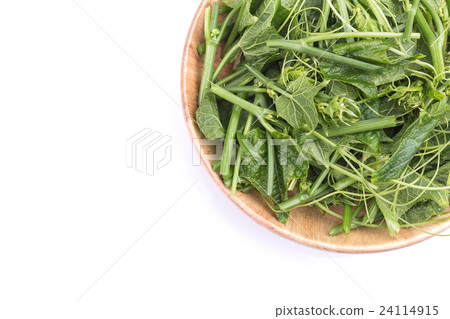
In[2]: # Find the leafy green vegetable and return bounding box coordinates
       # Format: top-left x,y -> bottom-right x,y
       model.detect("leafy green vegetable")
196,93 -> 225,139
332,39 -> 395,64
238,0 -> 282,63
238,128 -> 289,218
400,200 -> 445,225
354,4 -> 380,32
223,0 -> 257,31
275,74 -> 328,130
276,139 -> 310,190
374,101 -> 450,182
376,172 -> 449,235
356,99 -> 381,152
194,0 -> 450,237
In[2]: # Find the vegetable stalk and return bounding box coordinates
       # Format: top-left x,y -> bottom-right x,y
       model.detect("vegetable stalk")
266,40 -> 383,72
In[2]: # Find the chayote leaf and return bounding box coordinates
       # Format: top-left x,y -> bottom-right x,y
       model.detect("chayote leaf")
376,172 -> 449,235
239,0 -> 282,62
374,101 -> 450,182
275,74 -> 328,130
196,93 -> 225,140
400,200 -> 445,225
238,128 -> 288,221
223,0 -> 257,31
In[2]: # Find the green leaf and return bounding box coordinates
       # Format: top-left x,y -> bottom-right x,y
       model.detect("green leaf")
425,161 -> 450,185
277,211 -> 290,224
294,135 -> 356,167
400,200 -> 445,225
380,0 -> 408,23
275,139 -> 309,188
374,101 -> 450,182
333,39 -> 394,56
255,0 -> 276,17
275,74 -> 328,130
239,128 -> 288,211
239,1 -> 258,31
320,56 -> 420,97
355,99 -> 381,152
239,24 -> 281,62
250,0 -> 264,13
328,81 -> 358,100
217,98 -> 249,131
196,93 -> 225,139
354,4 -> 380,32
271,0 -> 301,30
271,6 -> 289,29
376,172 -> 448,235
300,139 -> 334,167
239,0 -> 282,62
281,0 -> 298,9
320,60 -> 377,97
333,39 -> 395,64
223,0 -> 258,31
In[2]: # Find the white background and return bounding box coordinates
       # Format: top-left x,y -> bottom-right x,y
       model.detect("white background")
0,1 -> 449,318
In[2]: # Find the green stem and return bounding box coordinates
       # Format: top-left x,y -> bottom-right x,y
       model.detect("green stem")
303,32 -> 421,43
343,204 -> 353,233
198,4 -> 220,104
218,74 -> 257,182
328,163 -> 375,189
318,203 -> 384,229
212,43 -> 240,81
217,3 -> 242,43
336,0 -> 353,42
362,200 -> 379,224
309,151 -> 340,195
220,96 -> 243,178
331,176 -> 357,191
224,86 -> 268,93
366,0 -> 391,31
403,0 -> 420,43
231,113 -> 254,195
253,93 -> 285,137
278,0 -> 303,32
226,72 -> 256,88
420,0 -> 444,38
209,3 -> 243,82
244,64 -> 289,96
222,1 -> 245,56
419,0 -> 445,58
297,116 -> 399,143
197,20 -> 236,56
210,2 -> 220,30
352,201 -> 365,218
279,184 -> 333,212
329,212 -> 384,235
415,9 -> 444,78
215,68 -> 247,86
210,84 -> 276,119
318,0 -> 331,48
266,131 -> 275,196
198,43 -> 216,104
329,218 -> 362,236
266,40 -> 383,72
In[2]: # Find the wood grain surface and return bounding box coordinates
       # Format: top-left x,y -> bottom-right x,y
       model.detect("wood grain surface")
180,0 -> 450,252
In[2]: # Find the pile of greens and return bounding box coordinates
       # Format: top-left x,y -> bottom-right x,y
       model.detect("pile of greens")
195,0 -> 450,236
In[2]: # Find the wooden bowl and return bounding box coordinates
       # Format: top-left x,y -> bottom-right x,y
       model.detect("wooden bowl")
181,0 -> 450,252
